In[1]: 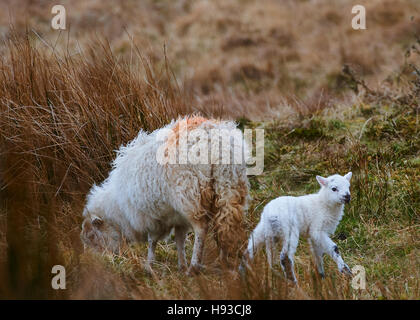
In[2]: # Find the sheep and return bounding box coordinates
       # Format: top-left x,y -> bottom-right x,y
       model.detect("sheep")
241,172 -> 353,283
80,116 -> 249,274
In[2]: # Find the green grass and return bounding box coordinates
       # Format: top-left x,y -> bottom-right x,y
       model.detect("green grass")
68,97 -> 419,300
242,97 -> 419,299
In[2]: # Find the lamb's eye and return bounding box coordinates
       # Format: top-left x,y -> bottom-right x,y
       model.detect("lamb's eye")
332,187 -> 338,192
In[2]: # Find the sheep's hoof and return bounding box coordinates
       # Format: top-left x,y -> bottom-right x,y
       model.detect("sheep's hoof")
271,268 -> 283,278
187,264 -> 204,276
178,264 -> 187,273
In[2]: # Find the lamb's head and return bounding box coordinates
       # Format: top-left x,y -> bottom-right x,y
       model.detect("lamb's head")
316,172 -> 352,205
81,213 -> 122,254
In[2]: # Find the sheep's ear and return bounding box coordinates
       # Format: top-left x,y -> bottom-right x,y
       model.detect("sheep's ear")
91,216 -> 103,228
316,175 -> 328,187
344,172 -> 352,182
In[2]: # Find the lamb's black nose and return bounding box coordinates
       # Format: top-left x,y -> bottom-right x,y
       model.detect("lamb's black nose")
343,194 -> 351,203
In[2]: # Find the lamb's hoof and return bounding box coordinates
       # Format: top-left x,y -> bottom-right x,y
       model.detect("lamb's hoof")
224,269 -> 240,280
285,277 -> 298,287
238,261 -> 248,276
187,264 -> 204,276
340,264 -> 353,277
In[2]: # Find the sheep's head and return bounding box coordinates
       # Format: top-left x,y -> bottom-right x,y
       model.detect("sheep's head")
81,214 -> 122,254
316,172 -> 352,205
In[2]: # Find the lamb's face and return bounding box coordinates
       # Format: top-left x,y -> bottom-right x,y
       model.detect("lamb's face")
316,172 -> 352,205
81,215 -> 122,254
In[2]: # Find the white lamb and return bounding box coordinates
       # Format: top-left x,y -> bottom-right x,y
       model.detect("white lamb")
81,116 -> 249,274
242,172 -> 353,283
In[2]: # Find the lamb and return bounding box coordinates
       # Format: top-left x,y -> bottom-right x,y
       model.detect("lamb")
81,116 -> 249,274
241,172 -> 353,283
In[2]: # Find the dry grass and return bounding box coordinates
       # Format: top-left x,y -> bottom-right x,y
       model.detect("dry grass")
1,0 -> 419,118
0,0 -> 419,299
0,30 -> 191,298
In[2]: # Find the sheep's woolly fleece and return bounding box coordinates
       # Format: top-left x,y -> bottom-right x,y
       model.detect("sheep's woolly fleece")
82,116 -> 250,264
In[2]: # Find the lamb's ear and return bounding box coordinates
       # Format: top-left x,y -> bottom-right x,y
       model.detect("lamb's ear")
91,216 -> 103,228
316,175 -> 328,187
344,172 -> 352,182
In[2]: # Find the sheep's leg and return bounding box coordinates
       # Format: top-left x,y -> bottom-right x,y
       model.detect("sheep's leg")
146,235 -> 157,271
319,233 -> 352,276
188,221 -> 207,275
309,239 -> 325,278
175,225 -> 188,271
279,228 -> 299,283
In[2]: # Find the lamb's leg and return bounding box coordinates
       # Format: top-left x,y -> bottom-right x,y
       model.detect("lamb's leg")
175,225 -> 188,271
188,221 -> 207,275
309,239 -> 325,278
319,233 -> 352,276
265,237 -> 274,268
279,228 -> 299,283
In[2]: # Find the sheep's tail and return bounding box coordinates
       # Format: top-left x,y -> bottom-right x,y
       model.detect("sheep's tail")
246,220 -> 265,260
212,163 -> 249,262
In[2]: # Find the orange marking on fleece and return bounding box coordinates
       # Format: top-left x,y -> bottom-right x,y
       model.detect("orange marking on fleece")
164,116 -> 213,164
167,116 -> 210,148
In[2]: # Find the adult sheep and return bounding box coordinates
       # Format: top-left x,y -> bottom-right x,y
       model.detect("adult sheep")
81,116 -> 249,274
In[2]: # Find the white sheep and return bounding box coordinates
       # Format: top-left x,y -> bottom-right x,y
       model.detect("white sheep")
241,172 -> 353,283
81,116 -> 249,274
